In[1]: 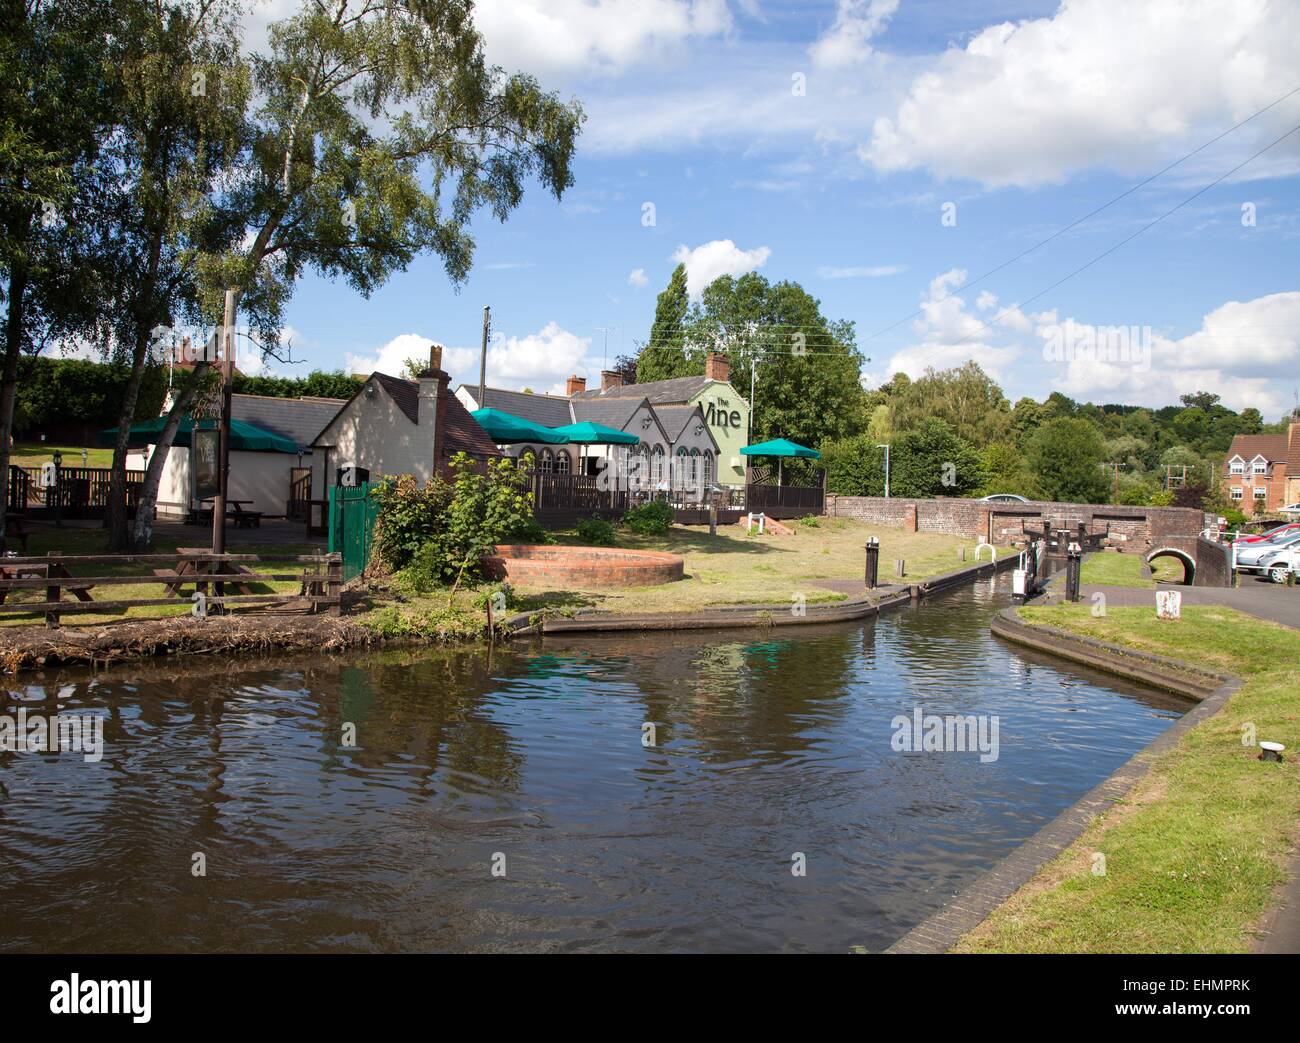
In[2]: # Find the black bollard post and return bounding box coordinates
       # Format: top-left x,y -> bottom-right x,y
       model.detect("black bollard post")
865,536 -> 879,589
1065,541 -> 1082,602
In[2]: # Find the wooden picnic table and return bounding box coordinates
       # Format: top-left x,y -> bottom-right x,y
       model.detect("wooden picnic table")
188,498 -> 263,528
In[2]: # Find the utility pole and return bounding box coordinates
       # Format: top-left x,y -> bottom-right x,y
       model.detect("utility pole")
478,306 -> 490,407
212,287 -> 236,560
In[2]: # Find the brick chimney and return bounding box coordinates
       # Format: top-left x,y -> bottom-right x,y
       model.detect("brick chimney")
566,375 -> 587,396
418,343 -> 450,480
428,343 -> 443,372
601,370 -> 623,391
705,352 -> 730,383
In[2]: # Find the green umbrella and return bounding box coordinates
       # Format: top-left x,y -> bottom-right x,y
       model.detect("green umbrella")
470,407 -> 571,445
97,416 -> 299,453
740,438 -> 821,487
739,438 -> 821,459
550,421 -> 639,445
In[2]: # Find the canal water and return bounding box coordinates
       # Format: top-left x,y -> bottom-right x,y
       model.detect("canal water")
0,575 -> 1186,953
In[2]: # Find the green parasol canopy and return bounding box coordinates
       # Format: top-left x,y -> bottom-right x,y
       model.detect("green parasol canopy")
97,416 -> 299,453
740,438 -> 821,460
470,407 -> 571,445
549,421 -> 639,445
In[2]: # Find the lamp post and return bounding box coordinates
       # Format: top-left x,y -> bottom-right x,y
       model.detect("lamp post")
51,449 -> 62,528
876,443 -> 890,499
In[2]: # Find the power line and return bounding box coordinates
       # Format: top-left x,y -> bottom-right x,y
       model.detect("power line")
863,83 -> 1300,343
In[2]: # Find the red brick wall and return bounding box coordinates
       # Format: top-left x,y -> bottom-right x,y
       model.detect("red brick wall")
824,495 -> 1204,550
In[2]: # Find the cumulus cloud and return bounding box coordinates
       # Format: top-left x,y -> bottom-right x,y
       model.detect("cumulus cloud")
671,238 -> 771,295
865,0 -> 1300,186
1039,290 -> 1300,415
628,267 -> 649,287
472,0 -> 733,79
809,0 -> 898,70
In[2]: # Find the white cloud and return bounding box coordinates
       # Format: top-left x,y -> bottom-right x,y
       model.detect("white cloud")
809,0 -> 898,70
628,267 -> 649,287
1040,290 -> 1300,415
817,264 -> 904,279
472,0 -> 733,79
671,238 -> 771,295
344,333 -> 438,378
865,0 -> 1300,186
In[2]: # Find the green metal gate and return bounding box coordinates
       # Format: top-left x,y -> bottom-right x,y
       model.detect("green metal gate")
328,482 -> 380,582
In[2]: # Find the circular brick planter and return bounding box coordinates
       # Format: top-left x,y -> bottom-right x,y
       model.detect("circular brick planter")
482,545 -> 684,588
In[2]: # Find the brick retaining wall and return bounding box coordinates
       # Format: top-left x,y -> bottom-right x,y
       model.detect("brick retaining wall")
825,495 -> 1204,551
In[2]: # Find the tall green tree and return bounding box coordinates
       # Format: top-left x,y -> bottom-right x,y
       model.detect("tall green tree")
684,272 -> 867,447
130,0 -> 585,547
891,361 -> 1012,445
1027,417 -> 1108,503
635,262 -> 692,382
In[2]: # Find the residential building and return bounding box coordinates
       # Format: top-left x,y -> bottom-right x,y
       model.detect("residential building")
1222,422 -> 1300,511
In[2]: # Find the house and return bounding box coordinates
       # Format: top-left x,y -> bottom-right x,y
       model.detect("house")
455,351 -> 743,490
310,345 -> 501,510
1222,422 -> 1300,511
129,393 -> 346,520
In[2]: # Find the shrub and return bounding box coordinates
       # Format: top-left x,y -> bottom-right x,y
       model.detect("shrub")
577,516 -> 617,546
797,514 -> 821,528
623,498 -> 674,536
372,475 -> 453,572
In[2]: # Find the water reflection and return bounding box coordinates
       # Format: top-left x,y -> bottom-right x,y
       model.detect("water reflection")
0,581 -> 1185,953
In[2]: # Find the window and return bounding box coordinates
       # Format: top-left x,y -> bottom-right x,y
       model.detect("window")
702,450 -> 713,484
689,447 -> 699,483
1254,486 -> 1267,498
676,447 -> 689,486
1253,458 -> 1268,475
1231,487 -> 1243,500
540,448 -> 554,474
1229,457 -> 1245,475
555,450 -> 570,475
651,445 -> 665,483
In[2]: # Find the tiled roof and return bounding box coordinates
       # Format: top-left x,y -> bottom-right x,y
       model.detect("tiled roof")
574,374 -> 712,405
441,388 -> 502,458
655,404 -> 715,447
456,384 -> 574,426
232,394 -> 346,449
1225,434 -> 1287,467
570,396 -> 648,431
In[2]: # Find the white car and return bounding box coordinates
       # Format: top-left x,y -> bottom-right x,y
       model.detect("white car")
1256,544 -> 1300,583
980,493 -> 1030,503
1237,531 -> 1300,573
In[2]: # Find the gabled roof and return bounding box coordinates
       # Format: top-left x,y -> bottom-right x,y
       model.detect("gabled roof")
457,384 -> 573,427
574,374 -> 714,405
1224,434 -> 1287,468
232,393 -> 346,449
655,404 -> 719,452
570,396 -> 648,431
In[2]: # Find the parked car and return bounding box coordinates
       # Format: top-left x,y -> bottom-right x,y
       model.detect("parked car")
1236,521 -> 1300,545
979,493 -> 1030,503
1279,502 -> 1300,517
1235,530 -> 1300,572
1257,544 -> 1300,583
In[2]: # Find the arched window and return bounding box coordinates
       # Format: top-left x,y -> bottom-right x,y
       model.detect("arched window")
555,450 -> 571,475
689,447 -> 700,483
702,450 -> 713,485
540,448 -> 554,474
676,447 -> 689,487
652,445 -> 665,483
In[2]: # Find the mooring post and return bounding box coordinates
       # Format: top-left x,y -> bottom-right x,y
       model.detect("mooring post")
865,536 -> 879,589
1065,541 -> 1083,602
895,558 -> 906,578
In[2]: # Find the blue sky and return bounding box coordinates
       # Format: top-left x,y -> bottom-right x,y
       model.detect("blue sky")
262,0 -> 1300,419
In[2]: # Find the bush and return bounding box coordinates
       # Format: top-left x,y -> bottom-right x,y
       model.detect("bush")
623,498 -> 674,536
797,514 -> 821,528
576,516 -> 617,546
372,475 -> 453,572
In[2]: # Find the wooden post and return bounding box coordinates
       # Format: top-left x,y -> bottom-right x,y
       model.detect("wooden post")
327,554 -> 342,616
478,305 -> 490,406
44,550 -> 60,629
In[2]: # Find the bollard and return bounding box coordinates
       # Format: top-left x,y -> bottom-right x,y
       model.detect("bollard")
709,501 -> 717,537
864,537 -> 879,589
958,546 -> 966,562
895,558 -> 906,578
1065,541 -> 1082,602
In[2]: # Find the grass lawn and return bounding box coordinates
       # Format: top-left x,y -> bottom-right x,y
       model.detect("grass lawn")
10,442 -> 114,468
1078,551 -> 1154,589
956,603 -> 1300,953
506,518 -> 982,615
0,526 -> 321,627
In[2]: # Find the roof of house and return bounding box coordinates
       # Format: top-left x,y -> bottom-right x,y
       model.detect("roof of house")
1225,434 -> 1288,468
655,404 -> 718,450
574,374 -> 714,405
570,396 -> 651,432
457,384 -> 574,427
232,393 -> 346,449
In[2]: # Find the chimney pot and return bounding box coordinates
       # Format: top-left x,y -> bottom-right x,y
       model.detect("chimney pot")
429,343 -> 443,371
601,369 -> 623,391
705,352 -> 730,383
566,375 -> 587,396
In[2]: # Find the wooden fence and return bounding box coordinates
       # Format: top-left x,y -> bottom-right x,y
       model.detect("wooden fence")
0,551 -> 341,628
743,481 -> 825,519
6,465 -> 145,518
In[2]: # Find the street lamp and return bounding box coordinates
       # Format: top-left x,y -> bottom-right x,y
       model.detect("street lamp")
876,443 -> 890,499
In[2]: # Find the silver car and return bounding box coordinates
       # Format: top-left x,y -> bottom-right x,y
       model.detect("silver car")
1236,530 -> 1300,572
